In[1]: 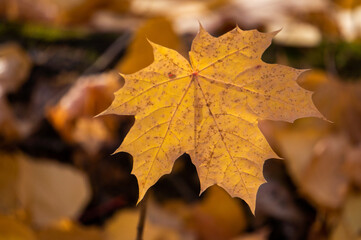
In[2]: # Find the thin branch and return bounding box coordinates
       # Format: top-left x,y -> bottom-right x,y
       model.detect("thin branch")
83,32 -> 131,75
136,194 -> 148,240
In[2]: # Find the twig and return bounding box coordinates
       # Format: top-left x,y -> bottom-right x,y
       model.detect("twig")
82,32 -> 131,75
136,194 -> 148,240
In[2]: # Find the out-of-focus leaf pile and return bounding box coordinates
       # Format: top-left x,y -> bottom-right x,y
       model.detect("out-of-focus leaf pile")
1,0 -> 361,240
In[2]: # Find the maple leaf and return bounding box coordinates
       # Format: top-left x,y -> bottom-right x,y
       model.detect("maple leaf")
101,26 -> 321,211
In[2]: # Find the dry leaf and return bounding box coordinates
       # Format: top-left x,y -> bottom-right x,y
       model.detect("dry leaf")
263,118 -> 350,209
296,69 -> 329,91
344,146 -> 361,187
102,26 -> 321,211
37,220 -> 102,240
3,0 -> 100,24
313,79 -> 361,143
290,133 -> 349,209
0,43 -> 32,93
265,78 -> 361,209
158,185 -> 248,240
0,215 -> 36,240
331,193 -> 361,240
104,208 -> 182,240
0,154 -> 20,214
302,10 -> 341,39
0,152 -> 91,227
299,134 -> 350,209
231,229 -> 269,240
341,194 -> 361,238
48,71 -> 122,155
335,0 -> 361,9
116,17 -> 184,74
192,186 -> 247,240
17,154 -> 91,227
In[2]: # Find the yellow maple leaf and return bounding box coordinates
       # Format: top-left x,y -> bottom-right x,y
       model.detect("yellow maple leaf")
101,26 -> 321,211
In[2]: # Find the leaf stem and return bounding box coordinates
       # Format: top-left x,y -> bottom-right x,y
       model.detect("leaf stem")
136,194 -> 148,240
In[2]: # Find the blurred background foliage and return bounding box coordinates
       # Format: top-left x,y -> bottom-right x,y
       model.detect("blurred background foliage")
1,0 -> 361,240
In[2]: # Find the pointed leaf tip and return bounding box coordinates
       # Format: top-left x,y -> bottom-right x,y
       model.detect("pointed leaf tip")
270,28 -> 282,37
198,21 -> 204,30
94,109 -> 107,118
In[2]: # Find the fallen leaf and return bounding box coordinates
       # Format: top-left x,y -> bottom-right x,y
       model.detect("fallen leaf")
101,26 -> 321,211
296,134 -> 350,209
0,43 -> 32,93
0,215 -> 36,240
104,208 -> 182,240
265,118 -> 349,209
331,193 -> 361,240
0,153 -> 20,214
296,69 -> 329,91
192,186 -> 247,239
313,79 -> 361,143
47,71 -> 123,155
0,152 -> 91,227
231,229 -> 269,240
37,220 -> 102,240
342,193 -> 361,238
302,10 -> 341,39
335,0 -> 361,9
265,78 -> 361,209
158,185 -> 249,240
344,146 -> 361,187
17,153 -> 91,227
3,0 -> 101,25
116,17 -> 184,74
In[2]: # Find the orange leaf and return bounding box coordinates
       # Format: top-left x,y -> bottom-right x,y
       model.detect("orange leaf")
101,26 -> 321,211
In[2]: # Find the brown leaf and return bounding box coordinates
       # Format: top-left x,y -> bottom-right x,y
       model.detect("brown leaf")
296,69 -> 329,91
300,134 -> 349,209
231,229 -> 269,240
266,77 -> 361,211
0,152 -> 91,227
104,207 -> 182,240
47,71 -> 123,155
0,153 -> 20,214
313,79 -> 361,143
0,43 -> 32,93
17,153 -> 91,227
344,146 -> 361,187
268,118 -> 350,209
0,215 -> 36,240
331,193 -> 361,240
37,220 -> 102,240
191,186 -> 248,240
3,0 -> 107,25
